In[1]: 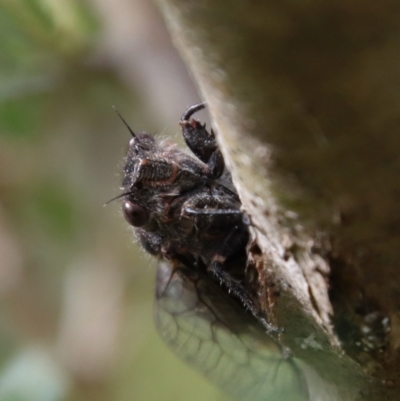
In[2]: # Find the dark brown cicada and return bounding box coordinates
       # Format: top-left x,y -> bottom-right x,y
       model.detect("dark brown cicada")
119,103 -> 308,401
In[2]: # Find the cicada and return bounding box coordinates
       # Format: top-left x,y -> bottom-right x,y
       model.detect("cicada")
118,103 -> 308,401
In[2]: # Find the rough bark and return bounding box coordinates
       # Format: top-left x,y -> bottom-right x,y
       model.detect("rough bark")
155,1 -> 400,400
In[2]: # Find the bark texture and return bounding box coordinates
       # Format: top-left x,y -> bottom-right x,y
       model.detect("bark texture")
156,1 -> 400,400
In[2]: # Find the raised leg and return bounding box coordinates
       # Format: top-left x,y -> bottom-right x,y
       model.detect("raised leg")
180,103 -> 225,179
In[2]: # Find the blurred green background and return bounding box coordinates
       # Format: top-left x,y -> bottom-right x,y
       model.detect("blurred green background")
0,1 -> 230,400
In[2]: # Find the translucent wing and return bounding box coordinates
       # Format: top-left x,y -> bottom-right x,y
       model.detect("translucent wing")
155,260 -> 309,401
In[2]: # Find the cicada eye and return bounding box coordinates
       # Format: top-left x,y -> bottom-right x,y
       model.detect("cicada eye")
122,201 -> 148,227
